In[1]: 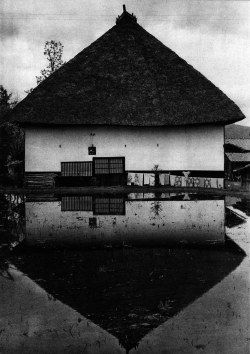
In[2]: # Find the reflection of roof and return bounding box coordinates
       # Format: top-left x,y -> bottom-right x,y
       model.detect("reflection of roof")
9,9 -> 244,126
225,139 -> 250,151
12,246 -> 243,352
225,153 -> 250,162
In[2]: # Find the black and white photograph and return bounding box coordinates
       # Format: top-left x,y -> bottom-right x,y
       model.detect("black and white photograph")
0,0 -> 249,353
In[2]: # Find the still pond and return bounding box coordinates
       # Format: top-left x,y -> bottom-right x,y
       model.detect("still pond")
0,192 -> 249,353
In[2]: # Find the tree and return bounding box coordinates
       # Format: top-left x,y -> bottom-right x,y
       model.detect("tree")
26,40 -> 64,94
0,85 -> 19,122
0,85 -> 12,120
0,85 -> 23,185
0,85 -> 12,107
36,40 -> 64,85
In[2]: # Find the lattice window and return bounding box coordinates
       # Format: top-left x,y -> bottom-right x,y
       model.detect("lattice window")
93,157 -> 124,175
109,198 -> 124,214
94,159 -> 110,175
61,162 -> 92,177
61,196 -> 93,211
94,198 -> 110,214
94,197 -> 125,215
110,158 -> 124,174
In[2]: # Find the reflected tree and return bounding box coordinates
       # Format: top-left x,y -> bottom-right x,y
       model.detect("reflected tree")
150,201 -> 163,218
0,194 -> 25,249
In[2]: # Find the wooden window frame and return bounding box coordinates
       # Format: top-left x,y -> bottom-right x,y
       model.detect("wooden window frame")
93,157 -> 125,175
61,161 -> 93,177
93,197 -> 125,215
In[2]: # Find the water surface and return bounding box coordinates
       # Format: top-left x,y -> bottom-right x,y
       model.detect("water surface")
0,192 -> 248,353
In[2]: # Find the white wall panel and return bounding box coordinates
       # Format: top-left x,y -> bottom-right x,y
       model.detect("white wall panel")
25,125 -> 224,172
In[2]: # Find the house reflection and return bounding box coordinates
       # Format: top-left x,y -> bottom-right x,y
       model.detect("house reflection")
11,220 -> 245,352
25,194 -> 225,248
5,193 -> 245,353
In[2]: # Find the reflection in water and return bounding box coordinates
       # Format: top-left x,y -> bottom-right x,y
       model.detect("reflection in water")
0,193 -> 247,352
233,198 -> 250,216
10,246 -> 244,351
0,194 -> 25,250
25,195 -> 226,248
150,200 -> 163,217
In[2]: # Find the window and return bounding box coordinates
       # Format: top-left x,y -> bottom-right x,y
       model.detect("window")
93,157 -> 124,175
61,162 -> 93,177
61,196 -> 92,211
94,197 -> 125,215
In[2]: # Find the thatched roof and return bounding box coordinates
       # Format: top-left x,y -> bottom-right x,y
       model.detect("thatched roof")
10,8 -> 245,126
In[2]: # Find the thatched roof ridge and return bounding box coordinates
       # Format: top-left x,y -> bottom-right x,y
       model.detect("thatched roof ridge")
10,9 -> 245,126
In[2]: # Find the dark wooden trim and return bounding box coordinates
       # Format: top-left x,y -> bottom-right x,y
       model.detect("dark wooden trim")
59,161 -> 92,164
25,172 -> 59,188
20,122 -> 236,128
26,170 -> 224,178
56,176 -> 97,187
25,172 -> 60,174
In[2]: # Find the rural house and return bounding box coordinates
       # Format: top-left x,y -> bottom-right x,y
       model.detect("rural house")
10,6 -> 245,188
224,127 -> 250,181
225,153 -> 250,181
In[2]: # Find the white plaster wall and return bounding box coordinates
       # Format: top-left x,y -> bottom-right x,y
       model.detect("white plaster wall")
25,125 -> 224,172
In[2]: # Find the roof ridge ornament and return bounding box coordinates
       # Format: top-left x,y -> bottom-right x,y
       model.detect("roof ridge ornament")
116,4 -> 137,24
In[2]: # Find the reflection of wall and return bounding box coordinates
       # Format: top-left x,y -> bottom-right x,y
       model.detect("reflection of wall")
25,199 -> 225,247
25,125 -> 224,172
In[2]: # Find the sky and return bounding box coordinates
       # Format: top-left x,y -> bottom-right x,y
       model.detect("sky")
0,0 -> 250,126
